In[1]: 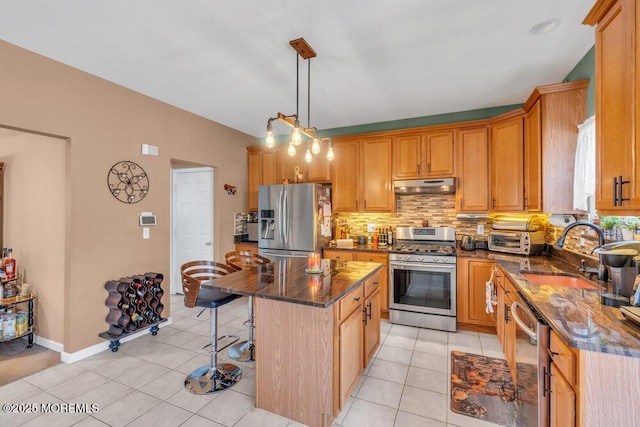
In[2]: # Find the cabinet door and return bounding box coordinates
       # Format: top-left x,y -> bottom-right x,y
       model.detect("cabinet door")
339,306 -> 364,408
393,134 -> 422,179
595,0 -> 637,212
457,127 -> 489,212
491,116 -> 524,212
424,130 -> 455,176
332,140 -> 360,212
306,149 -> 332,183
323,249 -> 354,261
504,296 -> 516,383
495,270 -> 505,348
248,149 -> 261,211
278,145 -> 307,183
456,258 -> 495,327
524,100 -> 542,212
354,252 -> 389,312
363,287 -> 380,367
550,363 -> 576,427
361,137 -> 394,212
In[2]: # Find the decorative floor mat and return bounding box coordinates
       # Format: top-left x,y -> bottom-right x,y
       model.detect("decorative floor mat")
450,350 -> 518,425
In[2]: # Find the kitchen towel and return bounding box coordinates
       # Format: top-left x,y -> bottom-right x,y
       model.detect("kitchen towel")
573,115 -> 596,211
485,267 -> 497,313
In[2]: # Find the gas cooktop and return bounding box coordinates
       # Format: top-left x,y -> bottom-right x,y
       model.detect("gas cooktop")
392,244 -> 456,255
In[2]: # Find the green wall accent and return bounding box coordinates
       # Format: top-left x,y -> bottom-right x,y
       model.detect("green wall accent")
563,45 -> 595,117
259,46 -> 597,145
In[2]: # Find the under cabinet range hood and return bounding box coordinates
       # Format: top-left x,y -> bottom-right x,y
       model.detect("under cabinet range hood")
393,178 -> 456,195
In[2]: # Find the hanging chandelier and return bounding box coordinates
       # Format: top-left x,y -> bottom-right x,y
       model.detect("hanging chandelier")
265,38 -> 334,163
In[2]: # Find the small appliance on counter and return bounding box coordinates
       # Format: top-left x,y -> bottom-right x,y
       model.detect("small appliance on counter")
594,244 -> 640,307
460,235 -> 476,251
488,215 -> 545,255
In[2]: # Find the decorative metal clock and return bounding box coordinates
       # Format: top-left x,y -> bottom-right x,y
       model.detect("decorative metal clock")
108,161 -> 149,204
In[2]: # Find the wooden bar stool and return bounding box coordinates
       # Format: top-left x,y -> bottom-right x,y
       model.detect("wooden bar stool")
224,251 -> 271,362
181,261 -> 242,394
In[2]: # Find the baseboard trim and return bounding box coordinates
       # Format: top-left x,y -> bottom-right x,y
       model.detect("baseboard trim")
33,335 -> 64,353
58,318 -> 173,364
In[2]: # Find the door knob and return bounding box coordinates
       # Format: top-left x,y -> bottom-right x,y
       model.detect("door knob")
205,241 -> 212,246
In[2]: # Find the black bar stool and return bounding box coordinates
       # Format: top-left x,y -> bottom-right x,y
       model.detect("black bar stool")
181,261 -> 242,394
224,251 -> 271,362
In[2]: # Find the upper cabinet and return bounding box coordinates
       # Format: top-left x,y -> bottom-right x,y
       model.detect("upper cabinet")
523,81 -> 588,214
457,127 -> 490,212
585,0 -> 640,214
332,137 -> 394,213
247,146 -> 277,211
393,130 -> 455,179
278,144 -> 332,184
490,114 -> 525,212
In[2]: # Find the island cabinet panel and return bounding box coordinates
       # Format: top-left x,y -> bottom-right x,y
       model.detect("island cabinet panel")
456,258 -> 495,329
338,303 -> 364,409
363,286 -> 380,366
550,363 -> 576,427
490,115 -> 524,212
255,298 -> 334,427
353,251 -> 389,313
456,127 -> 490,212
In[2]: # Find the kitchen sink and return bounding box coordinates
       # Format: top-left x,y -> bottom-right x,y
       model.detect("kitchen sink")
518,270 -> 602,290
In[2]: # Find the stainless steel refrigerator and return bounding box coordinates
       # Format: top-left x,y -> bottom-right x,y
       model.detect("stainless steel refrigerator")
258,183 -> 331,259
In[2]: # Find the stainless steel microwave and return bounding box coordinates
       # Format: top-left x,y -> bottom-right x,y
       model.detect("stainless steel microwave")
488,231 -> 545,255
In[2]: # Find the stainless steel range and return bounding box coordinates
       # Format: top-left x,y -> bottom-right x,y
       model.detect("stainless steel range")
389,226 -> 457,331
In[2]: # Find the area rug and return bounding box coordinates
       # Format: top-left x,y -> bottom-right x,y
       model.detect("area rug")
0,338 -> 61,386
450,350 -> 518,425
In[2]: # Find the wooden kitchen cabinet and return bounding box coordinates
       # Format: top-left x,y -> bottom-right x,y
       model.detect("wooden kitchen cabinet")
456,127 -> 490,212
363,280 -> 381,366
247,146 -> 277,211
235,242 -> 258,255
354,251 -> 389,313
393,130 -> 455,179
522,81 -> 588,213
585,0 -> 640,213
490,114 -> 525,212
332,137 -> 394,212
338,299 -> 364,408
550,363 -> 576,427
495,267 -> 516,382
277,144 -> 332,184
456,257 -> 495,330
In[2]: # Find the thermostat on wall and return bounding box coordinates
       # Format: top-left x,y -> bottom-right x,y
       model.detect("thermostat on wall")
140,212 -> 157,226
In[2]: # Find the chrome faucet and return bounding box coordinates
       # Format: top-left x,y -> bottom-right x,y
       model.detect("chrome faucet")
554,221 -> 608,282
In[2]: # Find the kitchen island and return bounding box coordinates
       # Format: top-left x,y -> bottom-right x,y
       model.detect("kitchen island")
203,257 -> 383,427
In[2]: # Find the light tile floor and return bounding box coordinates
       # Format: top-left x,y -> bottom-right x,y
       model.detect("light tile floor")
0,295 -> 507,427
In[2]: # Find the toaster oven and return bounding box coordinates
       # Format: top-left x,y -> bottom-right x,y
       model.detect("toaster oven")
488,231 -> 545,255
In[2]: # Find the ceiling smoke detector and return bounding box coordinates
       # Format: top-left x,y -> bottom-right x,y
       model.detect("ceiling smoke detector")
530,18 -> 561,35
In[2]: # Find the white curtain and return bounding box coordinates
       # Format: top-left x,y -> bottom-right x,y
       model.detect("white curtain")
573,115 -> 596,211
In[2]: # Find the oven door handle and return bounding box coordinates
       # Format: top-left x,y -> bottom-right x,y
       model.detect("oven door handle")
511,301 -> 537,341
390,262 -> 455,271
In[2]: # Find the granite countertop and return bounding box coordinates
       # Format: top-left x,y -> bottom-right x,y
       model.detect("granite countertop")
202,257 -> 382,308
493,254 -> 640,358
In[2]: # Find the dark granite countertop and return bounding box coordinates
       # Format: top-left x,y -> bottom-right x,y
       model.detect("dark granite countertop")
493,253 -> 640,358
202,257 -> 382,308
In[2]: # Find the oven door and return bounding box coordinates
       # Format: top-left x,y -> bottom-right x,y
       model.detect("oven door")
389,261 -> 456,316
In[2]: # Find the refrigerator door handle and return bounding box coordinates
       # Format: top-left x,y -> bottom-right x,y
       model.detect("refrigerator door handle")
278,190 -> 284,243
283,190 -> 289,244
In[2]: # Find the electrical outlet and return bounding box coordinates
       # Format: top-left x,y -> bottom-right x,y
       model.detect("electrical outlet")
580,231 -> 585,247
367,223 -> 376,232
477,224 -> 484,235
143,227 -> 150,239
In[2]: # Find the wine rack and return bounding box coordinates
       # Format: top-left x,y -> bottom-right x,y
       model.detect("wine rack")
99,272 -> 166,352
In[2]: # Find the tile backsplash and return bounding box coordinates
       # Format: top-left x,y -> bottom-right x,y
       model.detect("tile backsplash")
333,193 -> 600,260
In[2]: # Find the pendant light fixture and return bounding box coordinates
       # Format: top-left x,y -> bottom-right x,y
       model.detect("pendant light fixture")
265,38 -> 334,163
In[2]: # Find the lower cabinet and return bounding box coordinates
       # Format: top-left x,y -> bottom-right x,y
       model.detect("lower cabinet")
456,257 -> 495,329
495,267 -> 516,382
336,272 -> 381,411
550,363 -> 576,427
235,243 -> 258,255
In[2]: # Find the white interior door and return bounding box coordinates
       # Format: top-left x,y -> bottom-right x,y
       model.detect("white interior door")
171,167 -> 214,294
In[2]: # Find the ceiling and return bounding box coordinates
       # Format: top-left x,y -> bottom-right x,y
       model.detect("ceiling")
0,0 -> 595,139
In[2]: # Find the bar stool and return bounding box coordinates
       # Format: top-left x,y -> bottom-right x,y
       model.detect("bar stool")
181,261 -> 242,394
224,251 -> 271,362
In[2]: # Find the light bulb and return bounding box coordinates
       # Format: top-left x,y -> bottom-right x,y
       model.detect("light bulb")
311,138 -> 320,155
292,119 -> 301,146
305,149 -> 312,163
327,144 -> 335,161
288,143 -> 296,157
265,123 -> 274,148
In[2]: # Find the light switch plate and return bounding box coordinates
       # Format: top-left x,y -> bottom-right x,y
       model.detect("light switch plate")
367,223 -> 376,232
477,224 -> 485,235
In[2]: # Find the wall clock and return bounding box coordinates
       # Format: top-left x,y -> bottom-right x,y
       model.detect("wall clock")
108,161 -> 149,204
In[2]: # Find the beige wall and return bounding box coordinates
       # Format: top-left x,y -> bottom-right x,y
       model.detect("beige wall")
0,40 -> 256,353
0,129 -> 67,343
